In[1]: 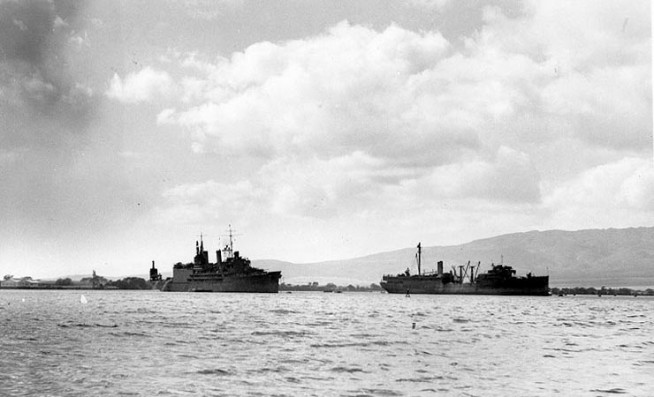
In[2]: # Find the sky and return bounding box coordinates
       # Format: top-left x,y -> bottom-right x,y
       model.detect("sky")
0,0 -> 652,279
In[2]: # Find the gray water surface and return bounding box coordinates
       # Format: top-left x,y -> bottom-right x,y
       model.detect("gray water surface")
1,290 -> 652,396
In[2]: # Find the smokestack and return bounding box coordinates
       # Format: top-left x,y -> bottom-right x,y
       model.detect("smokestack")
437,261 -> 443,276
216,250 -> 222,265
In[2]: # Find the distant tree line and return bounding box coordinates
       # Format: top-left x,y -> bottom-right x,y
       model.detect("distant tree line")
551,287 -> 654,296
51,277 -> 150,289
280,282 -> 383,292
105,277 -> 149,290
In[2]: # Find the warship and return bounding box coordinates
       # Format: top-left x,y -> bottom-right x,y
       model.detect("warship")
380,243 -> 549,296
151,227 -> 281,293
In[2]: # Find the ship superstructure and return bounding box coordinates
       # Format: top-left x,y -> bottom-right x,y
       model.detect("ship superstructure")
380,243 -> 549,296
156,227 -> 281,293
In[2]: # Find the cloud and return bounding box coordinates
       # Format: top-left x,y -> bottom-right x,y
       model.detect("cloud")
167,22 -> 471,163
419,146 -> 541,203
0,0 -> 98,133
0,0 -> 131,254
165,1 -> 650,161
157,108 -> 177,124
154,0 -> 650,238
475,1 -> 651,150
53,15 -> 68,29
179,0 -> 244,20
543,158 -> 654,228
106,67 -> 175,104
408,0 -> 453,9
0,149 -> 26,167
540,65 -> 651,150
156,145 -> 541,229
68,32 -> 89,48
156,180 -> 260,225
155,151 -> 397,225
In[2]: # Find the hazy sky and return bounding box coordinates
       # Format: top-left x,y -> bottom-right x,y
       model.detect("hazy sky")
1,0 -> 652,279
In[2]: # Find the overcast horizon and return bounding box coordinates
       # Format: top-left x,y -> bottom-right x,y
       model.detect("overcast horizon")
1,0 -> 652,279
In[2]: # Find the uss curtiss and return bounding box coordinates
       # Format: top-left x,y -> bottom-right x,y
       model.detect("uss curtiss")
149,227 -> 282,293
380,243 -> 549,296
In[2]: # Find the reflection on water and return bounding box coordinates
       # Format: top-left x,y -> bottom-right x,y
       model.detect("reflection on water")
1,290 -> 652,396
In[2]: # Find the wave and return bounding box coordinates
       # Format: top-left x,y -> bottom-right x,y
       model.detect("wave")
250,330 -> 313,338
269,309 -> 300,315
57,322 -> 118,328
590,388 -> 627,394
109,331 -> 151,338
310,340 -> 406,349
354,388 -> 403,396
397,375 -> 445,383
196,368 -> 231,376
330,366 -> 365,373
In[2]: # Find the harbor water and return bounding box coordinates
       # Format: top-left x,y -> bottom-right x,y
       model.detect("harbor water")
1,290 -> 652,396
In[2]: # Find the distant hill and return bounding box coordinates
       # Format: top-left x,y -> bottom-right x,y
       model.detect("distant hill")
255,227 -> 654,288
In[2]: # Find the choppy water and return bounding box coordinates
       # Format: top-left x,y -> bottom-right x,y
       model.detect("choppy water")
1,290 -> 652,396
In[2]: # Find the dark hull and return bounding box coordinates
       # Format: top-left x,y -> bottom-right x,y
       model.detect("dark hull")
381,275 -> 549,296
162,271 -> 281,293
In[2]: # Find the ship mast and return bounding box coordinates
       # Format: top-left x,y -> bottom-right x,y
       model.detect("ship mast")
228,225 -> 234,253
417,242 -> 421,276
222,224 -> 237,259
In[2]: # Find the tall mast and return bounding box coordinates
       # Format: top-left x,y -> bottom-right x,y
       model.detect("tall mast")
228,224 -> 234,253
417,242 -> 421,276
221,224 -> 237,259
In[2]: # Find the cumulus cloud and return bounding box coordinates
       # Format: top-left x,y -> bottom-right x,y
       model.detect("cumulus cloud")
106,67 -> 176,104
155,0 -> 650,231
166,22 -> 477,163
476,1 -> 651,150
543,158 -> 654,228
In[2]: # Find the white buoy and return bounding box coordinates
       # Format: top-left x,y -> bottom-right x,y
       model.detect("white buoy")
80,295 -> 88,304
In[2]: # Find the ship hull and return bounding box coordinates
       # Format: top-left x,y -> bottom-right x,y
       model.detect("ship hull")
381,275 -> 549,296
162,271 -> 281,293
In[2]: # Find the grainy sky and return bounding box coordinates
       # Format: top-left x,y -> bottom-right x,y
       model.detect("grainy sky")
1,0 -> 652,278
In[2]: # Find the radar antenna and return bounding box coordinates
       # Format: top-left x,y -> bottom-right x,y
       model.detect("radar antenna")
221,225 -> 241,259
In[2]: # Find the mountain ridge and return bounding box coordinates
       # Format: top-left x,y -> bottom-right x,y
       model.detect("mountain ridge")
255,227 -> 654,287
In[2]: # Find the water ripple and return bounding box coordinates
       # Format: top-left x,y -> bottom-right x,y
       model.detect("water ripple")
0,291 -> 652,396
